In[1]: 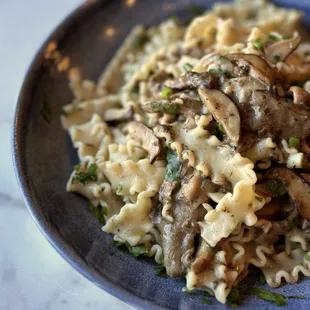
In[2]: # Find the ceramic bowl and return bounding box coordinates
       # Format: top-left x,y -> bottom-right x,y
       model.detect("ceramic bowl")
12,1 -> 310,309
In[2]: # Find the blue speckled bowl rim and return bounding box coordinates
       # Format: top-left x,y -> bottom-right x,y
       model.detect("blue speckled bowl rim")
11,1 -> 164,309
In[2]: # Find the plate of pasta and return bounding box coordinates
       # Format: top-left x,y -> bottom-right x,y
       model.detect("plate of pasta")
13,0 -> 310,309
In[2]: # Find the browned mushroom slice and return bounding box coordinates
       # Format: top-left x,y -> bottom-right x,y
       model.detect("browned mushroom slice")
125,122 -> 162,162
225,53 -> 275,85
255,201 -> 281,220
289,86 -> 310,105
266,167 -> 310,221
241,90 -> 310,140
103,107 -> 133,122
156,172 -> 215,277
198,88 -> 240,143
265,33 -> 301,64
301,140 -> 310,155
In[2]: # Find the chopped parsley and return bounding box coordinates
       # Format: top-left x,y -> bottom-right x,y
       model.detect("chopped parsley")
60,107 -> 70,117
288,219 -> 296,231
112,240 -> 148,258
227,288 -> 241,308
249,288 -> 287,306
289,136 -> 300,150
89,201 -> 107,224
132,33 -> 148,49
268,33 -> 283,41
154,264 -> 168,278
132,84 -> 140,94
273,55 -> 281,63
183,63 -> 193,71
255,196 -> 264,202
182,287 -> 193,294
305,252 -> 310,261
74,164 -> 81,171
260,274 -> 266,284
288,296 -> 306,299
161,87 -> 173,99
201,298 -> 212,305
165,149 -> 182,182
218,123 -> 225,135
265,180 -> 286,197
40,98 -> 52,124
150,101 -> 181,114
72,164 -> 98,184
253,37 -> 263,51
116,184 -> 123,195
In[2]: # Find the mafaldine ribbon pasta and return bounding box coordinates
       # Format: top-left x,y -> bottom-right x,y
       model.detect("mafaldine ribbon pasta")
61,0 -> 310,304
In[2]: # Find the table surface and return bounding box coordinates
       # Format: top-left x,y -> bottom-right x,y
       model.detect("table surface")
0,1 -> 134,309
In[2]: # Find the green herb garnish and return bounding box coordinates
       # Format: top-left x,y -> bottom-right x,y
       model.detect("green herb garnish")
218,123 -> 225,135
74,164 -> 81,171
265,180 -> 286,197
288,296 -> 306,299
112,240 -> 148,258
161,87 -> 173,99
154,264 -> 168,278
253,38 -> 263,51
183,63 -> 193,71
260,274 -> 266,284
40,98 -> 52,124
165,149 -> 182,182
72,163 -> 98,184
305,252 -> 310,261
132,33 -> 148,49
150,101 -> 181,114
89,201 -> 107,224
289,137 -> 300,150
182,287 -> 193,294
201,298 -> 212,305
132,84 -> 140,94
116,184 -> 123,195
209,68 -> 225,74
249,288 -> 287,306
273,55 -> 281,63
268,33 -> 282,41
255,196 -> 264,202
130,246 -> 148,258
227,288 -> 241,308
60,107 -> 69,117
288,220 -> 296,231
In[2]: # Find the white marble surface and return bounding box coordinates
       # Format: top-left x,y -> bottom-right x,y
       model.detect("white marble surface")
0,1 -> 133,309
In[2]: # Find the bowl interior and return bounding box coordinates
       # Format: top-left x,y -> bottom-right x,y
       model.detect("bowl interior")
13,0 -> 310,309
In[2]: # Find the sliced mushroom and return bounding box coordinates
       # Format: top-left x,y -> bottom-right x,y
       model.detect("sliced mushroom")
267,167 -> 310,221
156,169 -> 215,277
301,140 -> 310,155
103,107 -> 133,122
265,33 -> 301,64
241,90 -> 310,140
191,240 -> 215,274
124,122 -> 162,162
225,53 -> 275,85
198,88 -> 240,143
255,201 -> 281,220
289,86 -> 310,105
301,173 -> 310,184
